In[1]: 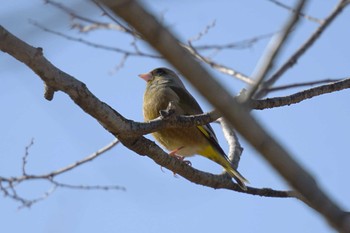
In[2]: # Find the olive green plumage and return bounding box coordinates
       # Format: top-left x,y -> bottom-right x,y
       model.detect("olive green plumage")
140,67 -> 248,190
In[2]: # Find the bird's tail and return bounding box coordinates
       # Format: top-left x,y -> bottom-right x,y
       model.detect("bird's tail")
199,145 -> 249,191
223,164 -> 249,191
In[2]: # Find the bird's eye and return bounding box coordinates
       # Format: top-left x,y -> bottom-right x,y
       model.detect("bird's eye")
154,68 -> 165,76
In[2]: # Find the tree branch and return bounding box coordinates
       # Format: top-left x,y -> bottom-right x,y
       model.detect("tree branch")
267,0 -> 323,23
266,78 -> 342,92
252,77 -> 350,110
218,118 -> 243,170
30,20 -> 160,58
99,0 -> 350,231
194,31 -> 276,51
183,42 -> 254,84
0,25 -> 294,199
0,138 -> 122,207
245,0 -> 306,100
257,0 -> 350,97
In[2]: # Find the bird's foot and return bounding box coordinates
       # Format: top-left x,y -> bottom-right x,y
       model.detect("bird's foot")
169,146 -> 184,156
169,147 -> 192,166
167,147 -> 192,176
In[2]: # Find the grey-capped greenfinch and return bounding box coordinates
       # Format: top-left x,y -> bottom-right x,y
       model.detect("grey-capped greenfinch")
139,67 -> 248,190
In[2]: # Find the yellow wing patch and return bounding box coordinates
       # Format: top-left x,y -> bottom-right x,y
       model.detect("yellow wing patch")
197,125 -> 210,138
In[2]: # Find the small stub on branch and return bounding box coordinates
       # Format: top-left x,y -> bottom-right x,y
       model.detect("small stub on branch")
44,83 -> 56,101
159,101 -> 176,118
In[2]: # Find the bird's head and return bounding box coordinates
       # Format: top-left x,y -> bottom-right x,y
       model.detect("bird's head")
138,67 -> 185,88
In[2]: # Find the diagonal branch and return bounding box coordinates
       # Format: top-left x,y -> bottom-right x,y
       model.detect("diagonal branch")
0,25 -> 294,199
183,43 -> 254,84
245,0 -> 306,100
99,0 -> 350,231
43,138 -> 120,178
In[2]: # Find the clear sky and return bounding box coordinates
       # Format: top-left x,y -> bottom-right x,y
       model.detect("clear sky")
1,1 -> 350,233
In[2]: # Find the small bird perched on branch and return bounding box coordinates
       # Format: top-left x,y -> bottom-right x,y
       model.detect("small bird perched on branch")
139,67 -> 248,190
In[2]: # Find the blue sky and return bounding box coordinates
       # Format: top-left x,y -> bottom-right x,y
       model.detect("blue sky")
1,0 -> 350,232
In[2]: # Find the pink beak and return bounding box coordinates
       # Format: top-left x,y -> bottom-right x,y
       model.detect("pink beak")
138,72 -> 152,82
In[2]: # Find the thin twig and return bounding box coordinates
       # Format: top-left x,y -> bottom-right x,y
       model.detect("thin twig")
184,43 -> 254,84
91,0 -> 140,37
195,31 -> 275,51
267,0 -> 323,23
189,20 -> 216,43
30,20 -> 160,58
45,0 -> 134,34
17,185 -> 58,209
22,138 -> 34,176
0,139 -> 120,207
266,78 -> 342,92
50,179 -> 125,191
39,138 -> 120,178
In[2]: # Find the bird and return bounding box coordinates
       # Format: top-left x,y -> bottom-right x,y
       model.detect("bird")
139,67 -> 248,190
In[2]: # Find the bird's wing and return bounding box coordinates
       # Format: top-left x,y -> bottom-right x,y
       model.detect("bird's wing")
169,86 -> 203,114
197,124 -> 227,159
169,86 -> 228,159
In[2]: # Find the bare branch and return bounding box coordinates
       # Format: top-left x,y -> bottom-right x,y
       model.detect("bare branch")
194,31 -> 275,51
189,20 -> 216,43
257,0 -> 350,97
48,138 -> 120,177
267,0 -> 323,23
0,137 -> 121,207
184,43 -> 254,84
0,180 -> 57,208
0,24 -> 294,200
22,138 -> 34,176
266,78 -> 342,92
17,139 -> 119,182
245,0 -> 306,100
18,185 -> 58,209
91,0 -> 140,36
251,77 -> 350,110
44,83 -> 56,100
50,179 -> 125,191
3,1 -> 350,226
45,0 -> 135,34
99,1 -> 350,231
30,20 -> 160,58
45,0 -> 254,83
99,76 -> 350,134
218,118 -> 243,170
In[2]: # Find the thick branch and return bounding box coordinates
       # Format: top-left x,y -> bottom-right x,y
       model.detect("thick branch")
121,136 -> 295,198
100,0 -> 350,231
0,25 -> 292,199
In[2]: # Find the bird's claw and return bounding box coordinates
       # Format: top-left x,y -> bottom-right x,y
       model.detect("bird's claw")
159,148 -> 192,176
